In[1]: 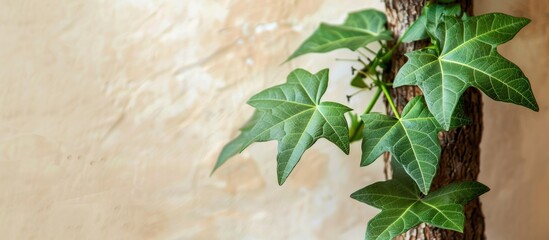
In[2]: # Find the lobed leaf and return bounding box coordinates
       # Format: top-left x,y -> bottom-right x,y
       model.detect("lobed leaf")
395,13 -> 538,130
287,9 -> 392,61
402,4 -> 461,43
361,96 -> 468,194
352,162 -> 489,240
213,69 -> 352,185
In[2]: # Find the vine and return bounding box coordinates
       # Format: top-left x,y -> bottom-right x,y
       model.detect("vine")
212,1 -> 538,239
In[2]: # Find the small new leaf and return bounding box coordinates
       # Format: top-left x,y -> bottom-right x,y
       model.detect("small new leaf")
351,162 -> 489,240
348,112 -> 364,142
287,9 -> 392,61
396,13 -> 538,129
213,69 -> 352,185
361,96 -> 468,194
402,4 -> 461,43
351,72 -> 369,88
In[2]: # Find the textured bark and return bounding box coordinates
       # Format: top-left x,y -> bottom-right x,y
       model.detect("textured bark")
383,0 -> 486,239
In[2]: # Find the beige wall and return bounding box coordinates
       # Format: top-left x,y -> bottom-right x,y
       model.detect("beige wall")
476,1 -> 549,239
0,0 -> 546,239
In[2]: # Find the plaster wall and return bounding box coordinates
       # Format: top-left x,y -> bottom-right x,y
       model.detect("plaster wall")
0,0 -> 547,239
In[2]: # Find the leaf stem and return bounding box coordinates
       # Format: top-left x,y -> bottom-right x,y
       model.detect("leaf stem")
381,83 -> 400,119
363,46 -> 377,55
335,58 -> 364,64
346,88 -> 369,102
363,87 -> 382,115
384,21 -> 414,56
357,49 -> 370,60
349,87 -> 382,141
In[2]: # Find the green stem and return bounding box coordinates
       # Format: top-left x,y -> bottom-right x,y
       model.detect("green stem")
381,83 -> 400,119
363,46 -> 377,55
357,49 -> 370,60
383,19 -> 416,58
347,88 -> 369,102
363,87 -> 382,115
349,87 -> 382,141
349,12 -> 418,139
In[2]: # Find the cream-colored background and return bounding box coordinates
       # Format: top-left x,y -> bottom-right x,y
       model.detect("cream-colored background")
0,0 -> 547,239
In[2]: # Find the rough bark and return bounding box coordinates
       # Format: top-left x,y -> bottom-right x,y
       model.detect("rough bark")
383,0 -> 486,239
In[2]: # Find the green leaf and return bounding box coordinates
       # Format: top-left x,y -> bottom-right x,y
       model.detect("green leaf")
351,162 -> 489,240
213,68 -> 352,184
395,13 -> 538,130
351,72 -> 368,88
423,181 -> 490,205
287,9 -> 392,61
212,111 -> 263,173
361,96 -> 468,194
402,4 -> 461,43
425,4 -> 461,35
401,15 -> 428,43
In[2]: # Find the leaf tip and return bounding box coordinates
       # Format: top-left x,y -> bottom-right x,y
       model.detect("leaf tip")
520,97 -> 539,112
281,58 -> 292,65
519,16 -> 532,26
284,54 -> 299,63
277,164 -> 294,186
211,153 -> 232,176
442,125 -> 451,132
478,183 -> 491,195
531,103 -> 540,112
420,186 -> 430,195
277,175 -> 288,186
209,166 -> 219,177
349,191 -> 359,201
440,119 -> 453,131
315,68 -> 330,78
342,145 -> 351,155
211,155 -> 227,176
359,149 -> 379,167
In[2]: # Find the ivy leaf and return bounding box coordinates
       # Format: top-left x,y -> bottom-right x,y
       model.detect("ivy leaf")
287,9 -> 392,61
212,111 -> 263,173
361,96 -> 468,194
395,13 -> 538,130
351,162 -> 489,240
350,49 -> 388,89
424,4 -> 461,36
213,69 -> 352,185
401,15 -> 428,43
402,4 -> 461,43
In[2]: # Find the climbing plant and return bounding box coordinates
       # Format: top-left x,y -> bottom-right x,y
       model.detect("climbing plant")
212,1 -> 538,239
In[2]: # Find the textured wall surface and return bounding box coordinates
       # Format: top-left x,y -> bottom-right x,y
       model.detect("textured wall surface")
0,0 -> 547,239
476,1 -> 549,239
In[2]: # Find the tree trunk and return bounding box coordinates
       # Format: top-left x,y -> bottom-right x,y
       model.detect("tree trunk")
383,0 -> 486,239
